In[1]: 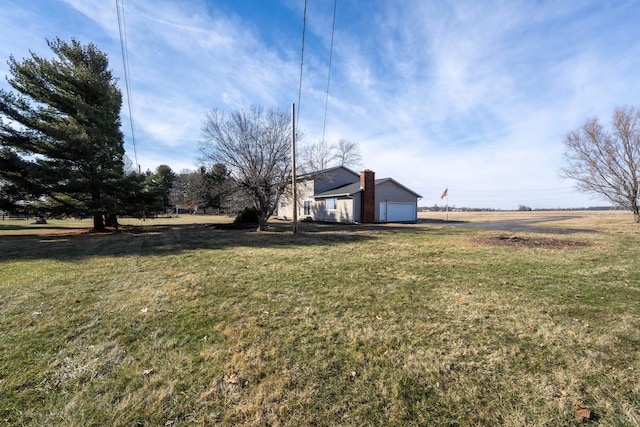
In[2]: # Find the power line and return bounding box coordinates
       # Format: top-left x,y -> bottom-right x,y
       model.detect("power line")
296,0 -> 307,132
321,0 -> 337,144
116,0 -> 139,173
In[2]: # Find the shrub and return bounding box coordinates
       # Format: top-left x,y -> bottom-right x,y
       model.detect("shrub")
234,207 -> 260,224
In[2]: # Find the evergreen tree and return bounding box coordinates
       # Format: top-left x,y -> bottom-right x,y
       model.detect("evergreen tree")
0,38 -> 126,231
199,163 -> 232,212
151,164 -> 176,213
140,165 -> 176,216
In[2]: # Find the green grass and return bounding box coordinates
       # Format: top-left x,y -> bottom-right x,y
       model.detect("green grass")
1,214 -> 639,426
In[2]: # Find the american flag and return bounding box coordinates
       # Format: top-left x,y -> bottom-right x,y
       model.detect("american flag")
440,188 -> 448,199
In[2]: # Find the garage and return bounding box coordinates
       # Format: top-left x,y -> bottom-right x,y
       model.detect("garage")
379,201 -> 417,223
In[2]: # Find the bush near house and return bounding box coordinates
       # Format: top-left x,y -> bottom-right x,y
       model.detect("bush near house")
234,206 -> 260,224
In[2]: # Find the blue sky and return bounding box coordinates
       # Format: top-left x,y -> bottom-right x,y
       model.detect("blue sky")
2,0 -> 639,209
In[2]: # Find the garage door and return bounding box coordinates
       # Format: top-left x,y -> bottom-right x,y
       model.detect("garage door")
380,202 -> 416,222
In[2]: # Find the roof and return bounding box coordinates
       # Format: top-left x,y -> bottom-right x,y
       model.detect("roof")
297,165 -> 359,180
375,177 -> 423,198
314,182 -> 362,198
314,178 -> 422,199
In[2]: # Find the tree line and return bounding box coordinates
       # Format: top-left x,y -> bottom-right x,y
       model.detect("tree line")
4,38 -> 640,230
0,38 -> 361,231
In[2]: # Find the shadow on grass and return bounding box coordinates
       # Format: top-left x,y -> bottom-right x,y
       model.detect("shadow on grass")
0,220 -> 429,262
0,224 -> 83,231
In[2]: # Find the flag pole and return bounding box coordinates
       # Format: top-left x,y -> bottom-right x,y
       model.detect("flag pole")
440,187 -> 449,221
445,190 -> 449,221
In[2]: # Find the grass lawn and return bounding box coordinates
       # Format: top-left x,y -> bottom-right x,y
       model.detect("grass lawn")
1,212 -> 639,426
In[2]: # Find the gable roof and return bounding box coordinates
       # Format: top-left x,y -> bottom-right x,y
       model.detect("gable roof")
375,177 -> 423,198
297,165 -> 359,180
314,181 -> 362,198
314,178 -> 422,199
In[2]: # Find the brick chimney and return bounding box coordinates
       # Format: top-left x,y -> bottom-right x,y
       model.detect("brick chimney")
360,170 -> 375,223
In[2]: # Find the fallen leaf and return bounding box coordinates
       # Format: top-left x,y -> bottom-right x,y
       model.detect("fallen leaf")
553,388 -> 567,399
224,373 -> 239,384
576,408 -> 591,419
142,368 -> 154,377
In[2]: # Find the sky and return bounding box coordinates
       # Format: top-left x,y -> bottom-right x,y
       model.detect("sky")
1,0 -> 640,210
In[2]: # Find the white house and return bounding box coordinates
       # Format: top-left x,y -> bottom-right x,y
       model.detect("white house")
278,166 -> 422,223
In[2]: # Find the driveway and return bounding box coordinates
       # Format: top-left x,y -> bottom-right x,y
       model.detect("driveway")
420,215 -> 595,234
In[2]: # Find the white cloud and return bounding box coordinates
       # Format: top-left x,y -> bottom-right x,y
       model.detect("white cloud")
2,0 -> 640,208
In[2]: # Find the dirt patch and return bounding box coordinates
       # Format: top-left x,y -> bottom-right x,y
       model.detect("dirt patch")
478,235 -> 591,249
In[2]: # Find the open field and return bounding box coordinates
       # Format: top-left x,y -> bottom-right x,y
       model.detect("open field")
1,212 -> 639,426
419,209 -> 635,228
419,210 -> 640,235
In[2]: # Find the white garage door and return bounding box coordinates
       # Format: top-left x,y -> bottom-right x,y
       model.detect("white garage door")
380,202 -> 416,222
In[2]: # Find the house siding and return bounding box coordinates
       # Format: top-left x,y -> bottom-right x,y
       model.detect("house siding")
278,167 -> 421,224
312,197 -> 354,223
277,179 -> 314,220
374,180 -> 419,222
352,193 -> 362,223
279,167 -> 359,222
375,180 -> 418,203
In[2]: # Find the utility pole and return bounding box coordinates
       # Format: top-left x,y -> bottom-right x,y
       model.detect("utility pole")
291,103 -> 298,234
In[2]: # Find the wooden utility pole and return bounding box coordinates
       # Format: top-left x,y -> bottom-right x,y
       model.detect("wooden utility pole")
291,103 -> 298,234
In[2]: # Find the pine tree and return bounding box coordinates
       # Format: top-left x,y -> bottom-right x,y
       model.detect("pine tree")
0,38 -> 126,231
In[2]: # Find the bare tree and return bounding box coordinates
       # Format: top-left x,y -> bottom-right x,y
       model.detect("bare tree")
299,138 -> 362,173
561,106 -> 640,222
299,139 -> 336,172
198,105 -> 291,230
335,138 -> 362,169
169,169 -> 197,214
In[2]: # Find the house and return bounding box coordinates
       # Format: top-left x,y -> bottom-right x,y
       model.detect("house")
278,166 -> 422,223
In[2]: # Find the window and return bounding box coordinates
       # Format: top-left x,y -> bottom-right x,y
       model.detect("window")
325,197 -> 337,211
303,200 -> 311,215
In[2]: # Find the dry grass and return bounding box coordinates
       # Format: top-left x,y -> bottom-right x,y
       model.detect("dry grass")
1,212 -> 639,426
0,214 -> 231,236
419,209 -> 637,232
